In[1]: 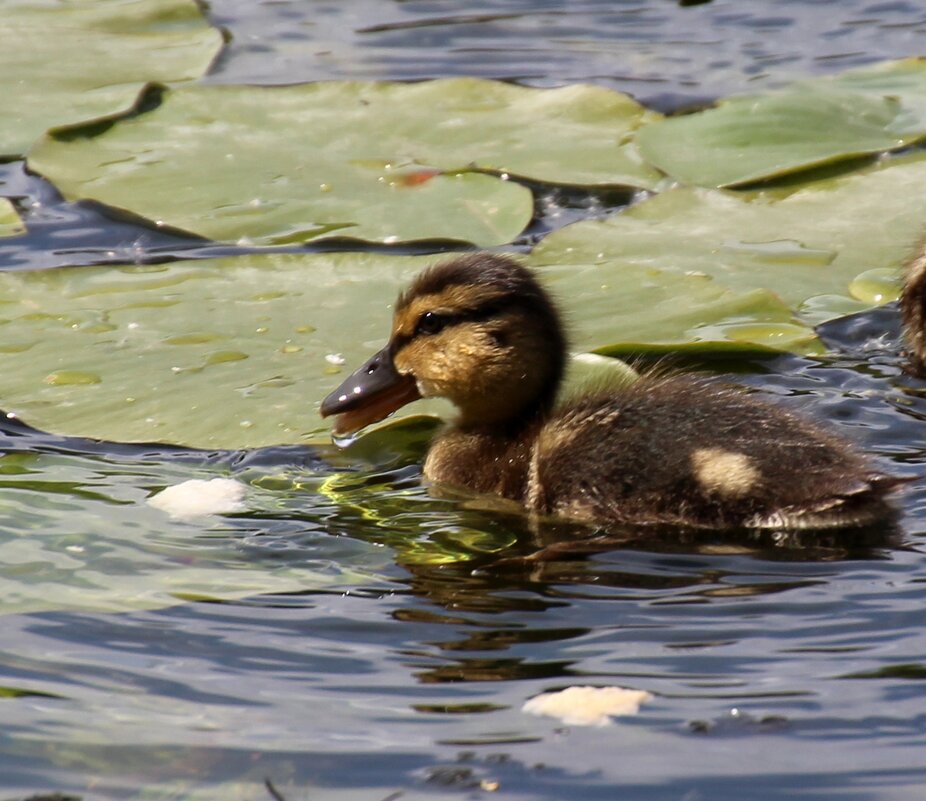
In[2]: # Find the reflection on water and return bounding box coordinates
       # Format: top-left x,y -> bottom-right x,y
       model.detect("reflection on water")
204,0 -> 926,109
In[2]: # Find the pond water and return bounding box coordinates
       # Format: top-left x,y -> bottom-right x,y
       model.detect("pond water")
3,2 -> 926,799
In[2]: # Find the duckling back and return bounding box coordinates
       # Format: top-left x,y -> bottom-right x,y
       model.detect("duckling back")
524,375 -> 896,530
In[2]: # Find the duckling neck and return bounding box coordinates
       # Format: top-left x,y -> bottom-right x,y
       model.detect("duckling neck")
423,415 -> 545,501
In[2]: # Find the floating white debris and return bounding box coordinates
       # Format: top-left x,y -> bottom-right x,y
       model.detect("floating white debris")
147,478 -> 247,520
522,685 -> 653,727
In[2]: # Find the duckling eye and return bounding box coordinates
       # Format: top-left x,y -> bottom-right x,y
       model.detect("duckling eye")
415,311 -> 449,336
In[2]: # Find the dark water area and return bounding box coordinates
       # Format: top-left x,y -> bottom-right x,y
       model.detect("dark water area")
3,2 -> 926,800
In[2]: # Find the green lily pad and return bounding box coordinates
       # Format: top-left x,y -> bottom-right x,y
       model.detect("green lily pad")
0,249 -> 822,451
0,253 -> 432,449
531,152 -> 926,329
636,59 -> 926,187
539,263 -> 820,355
828,57 -> 926,136
1,0 -> 222,159
562,352 -> 640,395
0,254 -> 498,447
27,79 -> 661,246
0,199 -> 23,237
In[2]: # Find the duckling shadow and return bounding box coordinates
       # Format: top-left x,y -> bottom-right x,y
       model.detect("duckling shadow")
488,515 -> 907,569
431,471 -> 908,573
389,506 -> 908,619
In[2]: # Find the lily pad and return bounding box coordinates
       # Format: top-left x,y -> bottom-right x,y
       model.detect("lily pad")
27,79 -> 661,246
0,199 -> 23,238
1,0 -> 222,159
636,59 -> 926,187
0,250 -> 822,451
540,262 -> 819,355
531,152 -> 926,328
829,58 -> 926,134
0,253 -> 431,449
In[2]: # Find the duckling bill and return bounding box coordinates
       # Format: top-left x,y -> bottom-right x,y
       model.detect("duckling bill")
322,254 -> 899,530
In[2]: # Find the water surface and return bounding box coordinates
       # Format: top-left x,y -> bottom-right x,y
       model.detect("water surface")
2,2 -> 926,799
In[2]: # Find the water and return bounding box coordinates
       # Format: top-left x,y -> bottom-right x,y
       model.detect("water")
3,2 -> 926,799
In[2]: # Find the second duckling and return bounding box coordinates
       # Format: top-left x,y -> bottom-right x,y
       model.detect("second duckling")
321,254 -> 899,530
901,237 -> 926,375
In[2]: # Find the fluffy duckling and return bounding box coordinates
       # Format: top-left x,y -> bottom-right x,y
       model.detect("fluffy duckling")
901,238 -> 926,375
321,254 -> 898,529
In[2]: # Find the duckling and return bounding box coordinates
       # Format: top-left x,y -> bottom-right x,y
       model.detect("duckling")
901,237 -> 926,376
321,254 -> 899,529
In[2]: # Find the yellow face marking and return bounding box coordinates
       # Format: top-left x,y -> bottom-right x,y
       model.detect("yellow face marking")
691,447 -> 760,498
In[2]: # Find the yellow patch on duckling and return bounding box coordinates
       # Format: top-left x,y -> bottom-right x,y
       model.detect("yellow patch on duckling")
691,447 -> 760,498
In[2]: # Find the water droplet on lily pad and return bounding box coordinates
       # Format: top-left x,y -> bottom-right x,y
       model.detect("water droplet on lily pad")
121,265 -> 169,275
44,370 -> 101,386
205,351 -> 248,366
331,429 -> 360,449
22,312 -> 69,323
848,268 -> 899,304
164,333 -> 225,346
798,294 -> 871,324
722,238 -> 835,267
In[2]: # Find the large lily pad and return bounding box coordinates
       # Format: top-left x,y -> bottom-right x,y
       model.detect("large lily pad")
0,250 -> 822,450
636,59 -> 926,187
0,253 -> 430,449
27,79 -> 661,246
531,152 -> 926,326
0,199 -> 23,238
541,262 -> 819,356
1,0 -> 222,159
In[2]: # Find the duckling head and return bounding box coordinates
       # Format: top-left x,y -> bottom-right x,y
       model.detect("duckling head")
321,254 -> 567,435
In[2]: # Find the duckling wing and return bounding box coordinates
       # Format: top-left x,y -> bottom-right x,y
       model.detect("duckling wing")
527,377 -> 898,530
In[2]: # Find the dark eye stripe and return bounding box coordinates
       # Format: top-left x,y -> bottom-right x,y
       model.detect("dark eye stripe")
417,299 -> 514,336
393,298 -> 516,353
